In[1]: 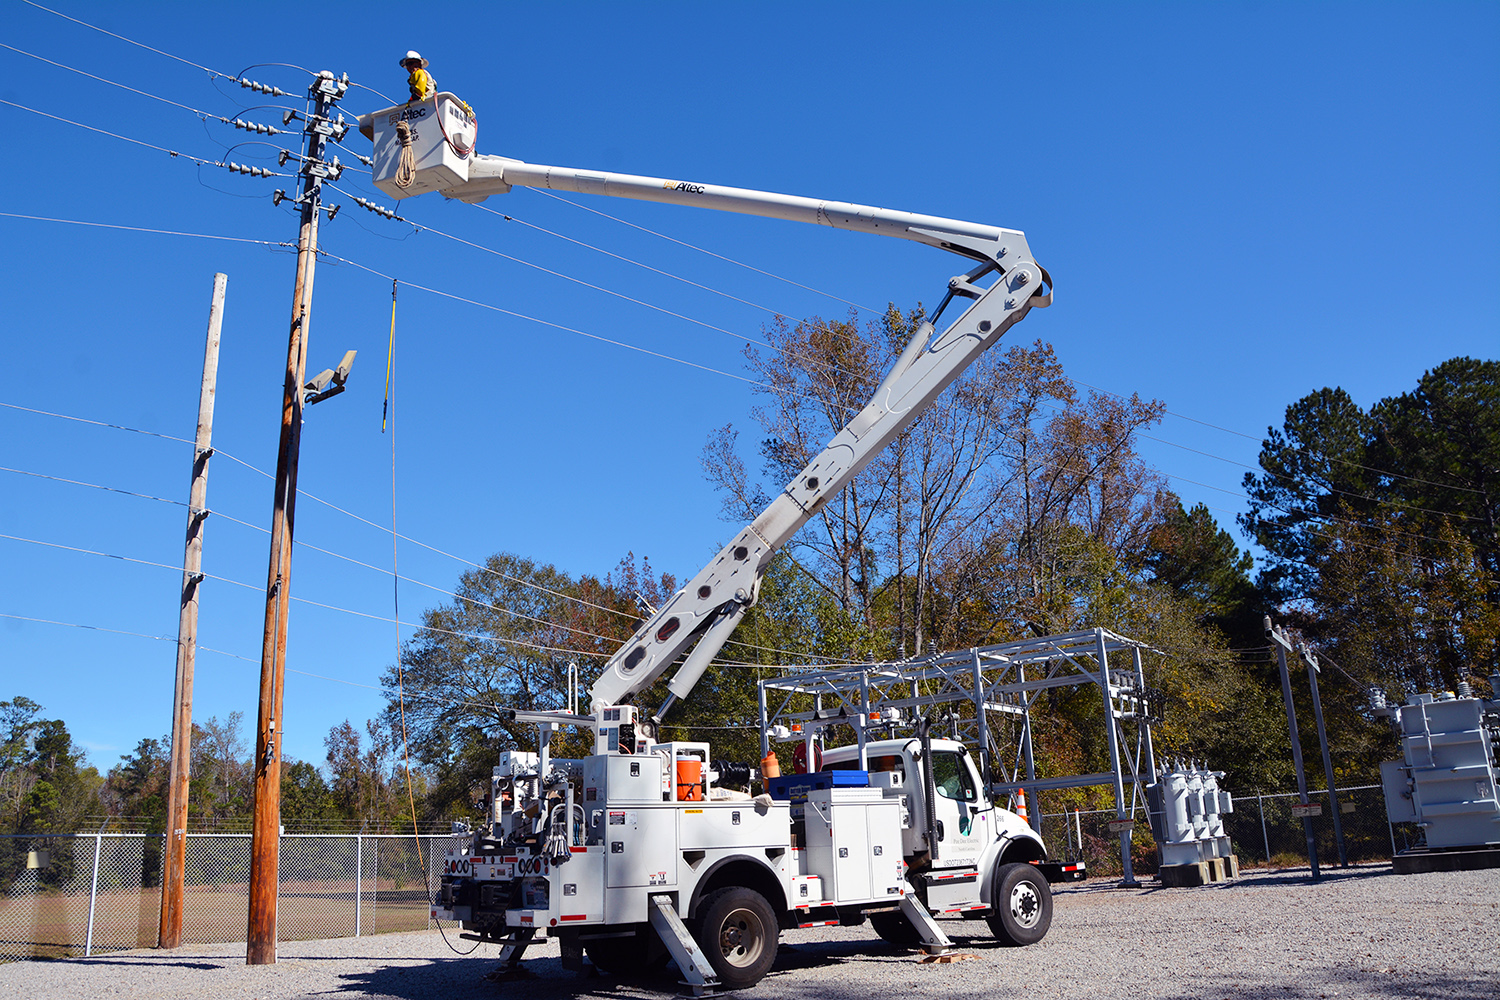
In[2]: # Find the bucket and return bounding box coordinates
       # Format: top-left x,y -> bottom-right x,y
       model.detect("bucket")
761,751 -> 781,781
676,759 -> 703,801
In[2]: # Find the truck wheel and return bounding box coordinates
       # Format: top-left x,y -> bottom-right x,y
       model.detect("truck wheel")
985,862 -> 1052,946
694,887 -> 778,988
869,910 -> 922,948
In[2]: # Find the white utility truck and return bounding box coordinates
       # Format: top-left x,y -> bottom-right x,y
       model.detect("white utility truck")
360,94 -> 1058,991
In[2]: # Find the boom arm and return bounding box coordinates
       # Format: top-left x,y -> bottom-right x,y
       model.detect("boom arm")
589,250 -> 1047,723
357,105 -> 1051,724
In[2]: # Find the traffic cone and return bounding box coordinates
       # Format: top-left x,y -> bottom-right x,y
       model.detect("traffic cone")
1015,787 -> 1029,823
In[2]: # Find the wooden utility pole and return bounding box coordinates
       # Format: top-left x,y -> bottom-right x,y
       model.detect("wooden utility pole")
247,70 -> 347,965
157,272 -> 227,950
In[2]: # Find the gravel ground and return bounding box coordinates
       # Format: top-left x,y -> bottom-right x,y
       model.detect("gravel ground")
1,864 -> 1495,1000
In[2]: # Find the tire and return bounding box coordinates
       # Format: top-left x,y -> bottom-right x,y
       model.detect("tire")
584,927 -> 668,976
985,862 -> 1052,946
869,910 -> 923,948
693,887 -> 779,989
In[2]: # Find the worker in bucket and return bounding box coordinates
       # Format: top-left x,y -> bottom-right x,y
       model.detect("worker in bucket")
402,51 -> 435,102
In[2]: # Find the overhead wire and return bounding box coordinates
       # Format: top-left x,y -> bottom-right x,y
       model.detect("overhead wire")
0,215 -> 1475,574
527,187 -> 879,314
0,458 -> 633,646
8,94 -> 1475,521
1,99 -> 289,176
5,42 -> 1478,510
0,611 -> 532,717
0,42 -> 283,123
21,1 -> 240,82
0,529 -> 620,660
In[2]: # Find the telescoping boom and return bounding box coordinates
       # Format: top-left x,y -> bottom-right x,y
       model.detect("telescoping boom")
359,97 -> 1052,731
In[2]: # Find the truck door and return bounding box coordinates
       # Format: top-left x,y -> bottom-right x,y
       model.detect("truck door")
928,749 -> 986,865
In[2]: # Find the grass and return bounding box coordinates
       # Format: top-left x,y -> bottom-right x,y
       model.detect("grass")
0,878 -> 432,962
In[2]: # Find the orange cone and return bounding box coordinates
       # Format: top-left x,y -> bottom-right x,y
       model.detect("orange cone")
1015,787 -> 1029,823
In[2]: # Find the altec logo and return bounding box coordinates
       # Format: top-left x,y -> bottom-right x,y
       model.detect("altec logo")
663,180 -> 706,195
387,106 -> 429,125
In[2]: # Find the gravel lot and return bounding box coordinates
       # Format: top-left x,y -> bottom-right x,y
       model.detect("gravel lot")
1,864 -> 1495,1000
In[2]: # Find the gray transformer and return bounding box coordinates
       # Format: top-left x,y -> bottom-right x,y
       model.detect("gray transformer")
1380,684 -> 1500,852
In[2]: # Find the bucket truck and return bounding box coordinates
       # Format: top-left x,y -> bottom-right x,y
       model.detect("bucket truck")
359,94 -> 1058,991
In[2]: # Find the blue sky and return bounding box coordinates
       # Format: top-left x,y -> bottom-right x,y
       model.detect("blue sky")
2,1 -> 1496,776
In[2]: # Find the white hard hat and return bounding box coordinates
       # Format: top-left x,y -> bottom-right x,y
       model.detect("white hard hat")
400,51 -> 428,68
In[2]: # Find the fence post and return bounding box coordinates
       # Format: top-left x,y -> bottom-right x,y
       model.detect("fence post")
1257,792 -> 1270,863
426,837 -> 432,931
85,834 -> 103,957
355,834 -> 362,938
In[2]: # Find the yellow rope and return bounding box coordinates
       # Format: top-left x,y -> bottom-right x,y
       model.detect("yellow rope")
385,278 -> 423,871
382,280 -> 397,433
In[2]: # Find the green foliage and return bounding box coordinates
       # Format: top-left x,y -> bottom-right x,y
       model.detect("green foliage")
1242,357 -> 1500,700
0,696 -> 101,836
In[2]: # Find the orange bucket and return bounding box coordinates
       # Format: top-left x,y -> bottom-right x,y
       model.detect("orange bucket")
676,759 -> 703,801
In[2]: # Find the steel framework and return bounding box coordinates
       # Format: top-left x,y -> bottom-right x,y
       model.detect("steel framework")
757,627 -> 1164,885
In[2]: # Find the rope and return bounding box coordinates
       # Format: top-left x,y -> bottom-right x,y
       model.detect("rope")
387,324 -> 426,881
383,280 -> 397,432
394,121 -> 416,189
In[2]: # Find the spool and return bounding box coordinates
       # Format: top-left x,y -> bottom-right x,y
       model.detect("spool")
676,759 -> 703,801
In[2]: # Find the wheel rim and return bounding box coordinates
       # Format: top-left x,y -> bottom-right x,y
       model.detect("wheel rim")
1008,879 -> 1042,929
716,906 -> 766,968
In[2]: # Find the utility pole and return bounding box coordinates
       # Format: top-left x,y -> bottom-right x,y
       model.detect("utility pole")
247,70 -> 347,965
158,273 -> 227,950
1299,642 -> 1349,867
1266,617 -> 1320,879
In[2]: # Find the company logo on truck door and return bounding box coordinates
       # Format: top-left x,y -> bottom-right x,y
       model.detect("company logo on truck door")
663,180 -> 706,195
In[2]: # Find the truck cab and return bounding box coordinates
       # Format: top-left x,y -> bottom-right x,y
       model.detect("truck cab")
820,739 -> 1052,946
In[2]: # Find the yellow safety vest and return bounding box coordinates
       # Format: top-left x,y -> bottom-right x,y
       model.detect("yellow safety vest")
407,68 -> 435,101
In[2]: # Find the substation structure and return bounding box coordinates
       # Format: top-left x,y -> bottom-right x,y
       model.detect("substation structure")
758,628 -> 1166,885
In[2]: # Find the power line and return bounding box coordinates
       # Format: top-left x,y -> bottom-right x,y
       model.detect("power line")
319,249 -> 770,388
0,210 -> 293,250
527,187 -> 878,314
0,41 -> 271,122
6,44 -> 1476,507
1,99 -> 287,176
0,465 -> 189,508
0,611 -> 519,716
474,203 -> 791,320
0,460 -> 628,647
21,1 -> 239,82
0,399 -> 194,444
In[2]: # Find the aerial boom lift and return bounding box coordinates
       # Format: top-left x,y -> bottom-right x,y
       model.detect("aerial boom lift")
360,95 -> 1050,730
359,96 -> 1056,989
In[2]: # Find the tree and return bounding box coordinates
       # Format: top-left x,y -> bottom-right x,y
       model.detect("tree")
280,758 -> 335,831
190,711 -> 250,824
1239,387 -> 1375,602
383,551 -> 674,822
0,697 -> 101,837
703,310 -> 897,629
1369,357 -> 1500,591
1140,501 -> 1265,647
1242,359 -> 1500,694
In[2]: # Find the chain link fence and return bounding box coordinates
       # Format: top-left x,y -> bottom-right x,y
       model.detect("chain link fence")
1038,784 -> 1395,879
0,833 -> 456,962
